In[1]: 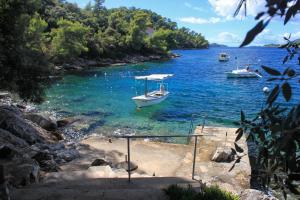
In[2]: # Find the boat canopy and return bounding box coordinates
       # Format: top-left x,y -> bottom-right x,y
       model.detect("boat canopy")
135,74 -> 173,81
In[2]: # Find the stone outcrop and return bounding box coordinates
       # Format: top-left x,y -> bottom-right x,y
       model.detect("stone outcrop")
32,151 -> 60,172
211,147 -> 235,162
25,113 -> 57,131
113,161 -> 138,172
0,144 -> 20,159
57,118 -> 72,127
91,158 -> 110,166
87,166 -> 115,177
2,145 -> 40,187
0,105 -> 80,190
240,189 -> 278,200
0,106 -> 46,144
0,128 -> 28,148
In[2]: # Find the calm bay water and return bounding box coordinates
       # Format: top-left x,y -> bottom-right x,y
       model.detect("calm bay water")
40,47 -> 299,137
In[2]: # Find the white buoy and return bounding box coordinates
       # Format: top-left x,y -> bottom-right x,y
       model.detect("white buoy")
263,87 -> 270,94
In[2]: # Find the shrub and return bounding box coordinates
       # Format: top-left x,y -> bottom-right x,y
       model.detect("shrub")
164,184 -> 239,200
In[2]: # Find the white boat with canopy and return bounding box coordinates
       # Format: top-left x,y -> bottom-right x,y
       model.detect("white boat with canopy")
132,74 -> 173,108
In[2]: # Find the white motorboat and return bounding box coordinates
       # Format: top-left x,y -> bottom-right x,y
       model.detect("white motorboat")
226,66 -> 262,78
219,53 -> 230,62
132,74 -> 173,108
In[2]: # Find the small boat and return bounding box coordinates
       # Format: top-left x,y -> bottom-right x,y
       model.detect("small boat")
219,53 -> 230,62
226,65 -> 262,78
132,74 -> 173,108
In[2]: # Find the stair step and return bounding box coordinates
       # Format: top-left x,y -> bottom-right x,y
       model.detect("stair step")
43,166 -> 151,183
12,188 -> 167,200
11,177 -> 200,200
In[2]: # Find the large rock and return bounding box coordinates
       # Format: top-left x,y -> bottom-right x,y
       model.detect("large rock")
87,165 -> 115,177
4,157 -> 40,186
211,147 -> 235,162
0,144 -> 19,159
0,128 -> 28,148
57,118 -> 72,127
32,151 -> 60,172
0,105 -> 22,116
113,161 -> 138,172
91,158 -> 110,166
25,113 -> 57,131
0,106 -> 50,144
55,149 -> 80,162
240,189 -> 278,200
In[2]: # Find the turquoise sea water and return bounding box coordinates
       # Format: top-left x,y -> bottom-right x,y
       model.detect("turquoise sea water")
40,47 -> 300,138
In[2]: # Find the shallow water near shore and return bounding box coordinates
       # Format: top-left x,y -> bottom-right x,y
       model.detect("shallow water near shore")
39,47 -> 300,138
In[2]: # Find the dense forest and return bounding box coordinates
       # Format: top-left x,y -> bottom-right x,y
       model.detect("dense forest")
0,0 -> 208,102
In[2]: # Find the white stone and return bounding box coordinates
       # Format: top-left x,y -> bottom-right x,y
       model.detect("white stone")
88,165 -> 115,178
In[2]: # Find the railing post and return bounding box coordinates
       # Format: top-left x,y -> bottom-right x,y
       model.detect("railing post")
127,137 -> 131,182
192,136 -> 198,180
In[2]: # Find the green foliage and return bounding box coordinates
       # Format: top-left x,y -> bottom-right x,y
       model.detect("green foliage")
199,186 -> 239,200
42,1 -> 208,58
26,14 -> 48,53
50,19 -> 90,61
93,0 -> 105,15
164,185 -> 239,200
148,29 -> 175,53
233,1 -> 300,199
0,0 -> 51,103
164,185 -> 199,200
174,28 -> 208,49
95,27 -> 125,57
126,11 -> 151,51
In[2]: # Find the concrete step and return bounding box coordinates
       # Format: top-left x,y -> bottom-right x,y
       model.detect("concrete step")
11,177 -> 200,200
43,166 -> 151,183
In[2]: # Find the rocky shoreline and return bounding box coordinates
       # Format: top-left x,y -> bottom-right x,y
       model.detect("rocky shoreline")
0,94 -> 82,197
54,53 -> 180,72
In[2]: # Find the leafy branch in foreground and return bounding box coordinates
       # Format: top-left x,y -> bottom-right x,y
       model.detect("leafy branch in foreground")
233,1 -> 300,198
232,43 -> 300,198
235,0 -> 300,48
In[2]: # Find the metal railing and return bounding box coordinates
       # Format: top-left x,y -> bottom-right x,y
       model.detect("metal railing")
113,134 -> 203,182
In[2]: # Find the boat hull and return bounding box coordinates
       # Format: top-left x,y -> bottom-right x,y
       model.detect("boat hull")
226,72 -> 261,78
225,69 -> 262,78
219,58 -> 229,62
132,91 -> 169,108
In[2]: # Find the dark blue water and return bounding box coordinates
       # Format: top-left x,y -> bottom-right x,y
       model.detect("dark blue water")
40,47 -> 299,137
